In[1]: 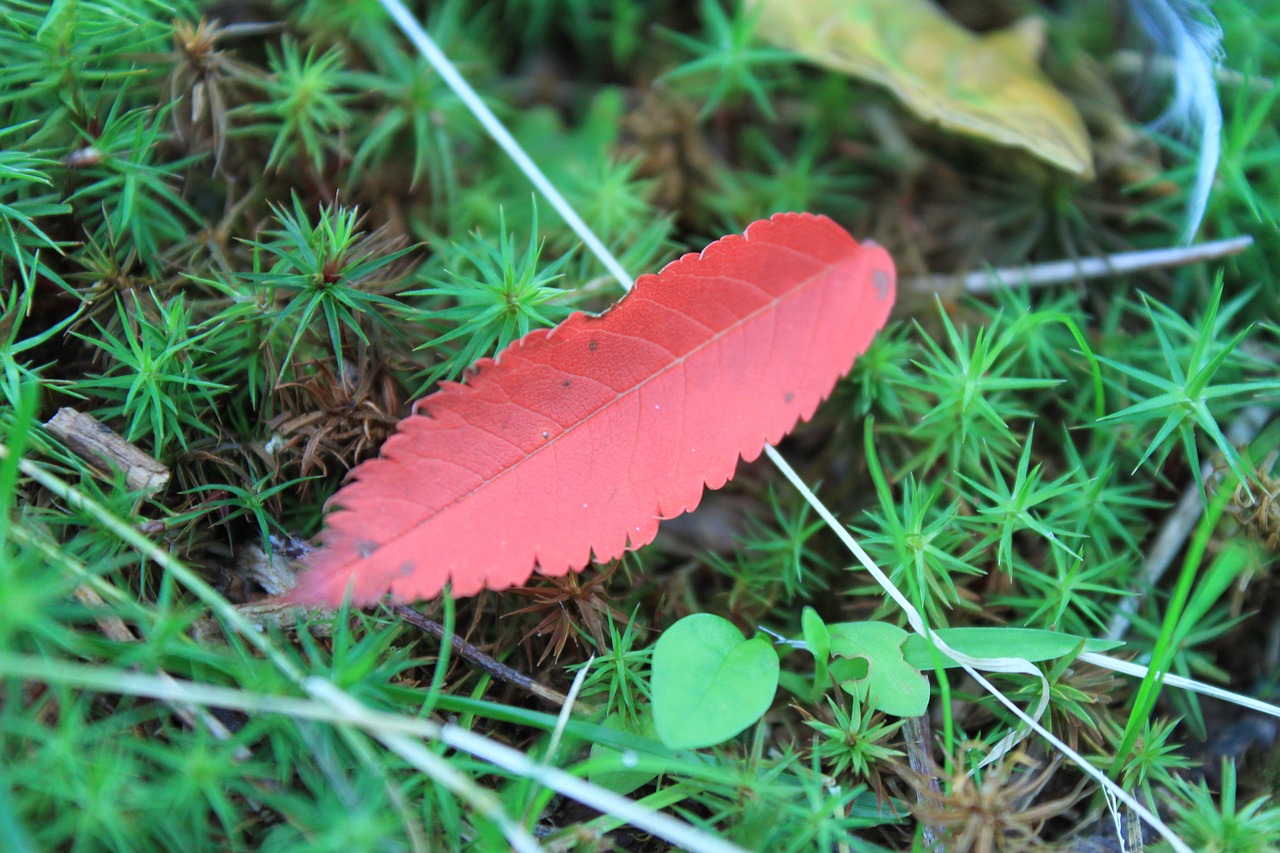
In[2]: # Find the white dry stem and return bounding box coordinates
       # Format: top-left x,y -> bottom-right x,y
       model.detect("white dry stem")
1110,49 -> 1276,92
907,235 -> 1253,295
546,655 -> 593,762
1082,652 -> 1280,719
376,0 -> 633,292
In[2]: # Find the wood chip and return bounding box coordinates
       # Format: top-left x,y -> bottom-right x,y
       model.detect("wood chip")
43,408 -> 169,494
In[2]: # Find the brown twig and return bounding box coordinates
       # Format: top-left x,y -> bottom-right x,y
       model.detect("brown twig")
391,604 -> 573,708
901,715 -> 941,851
44,407 -> 170,494
907,235 -> 1254,297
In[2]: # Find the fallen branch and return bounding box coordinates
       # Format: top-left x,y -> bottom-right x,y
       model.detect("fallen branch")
907,235 -> 1254,296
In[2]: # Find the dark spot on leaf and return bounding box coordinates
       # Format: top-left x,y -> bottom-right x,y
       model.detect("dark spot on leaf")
589,340 -> 598,352
356,540 -> 377,559
783,391 -> 795,403
542,430 -> 550,439
399,562 -> 415,577
562,379 -> 571,387
873,269 -> 891,300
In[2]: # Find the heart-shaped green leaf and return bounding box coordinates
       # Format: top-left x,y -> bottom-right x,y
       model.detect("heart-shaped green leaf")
652,614 -> 779,749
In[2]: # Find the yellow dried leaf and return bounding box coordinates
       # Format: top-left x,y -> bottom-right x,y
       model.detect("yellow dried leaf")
749,0 -> 1094,178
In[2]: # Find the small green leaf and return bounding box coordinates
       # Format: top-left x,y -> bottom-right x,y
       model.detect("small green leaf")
651,614 -> 779,749
802,607 -> 831,660
827,621 -> 929,717
900,627 -> 1122,670
802,606 -> 831,700
588,711 -> 660,796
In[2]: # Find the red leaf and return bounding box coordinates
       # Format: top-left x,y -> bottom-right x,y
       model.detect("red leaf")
290,212 -> 896,605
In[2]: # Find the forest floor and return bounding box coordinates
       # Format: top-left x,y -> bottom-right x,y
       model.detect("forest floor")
4,1 -> 1280,850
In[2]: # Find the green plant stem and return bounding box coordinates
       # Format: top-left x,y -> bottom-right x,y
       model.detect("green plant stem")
1106,403 -> 1273,640
1108,478 -> 1237,779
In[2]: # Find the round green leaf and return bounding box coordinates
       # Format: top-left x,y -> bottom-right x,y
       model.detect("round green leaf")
652,613 -> 780,749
